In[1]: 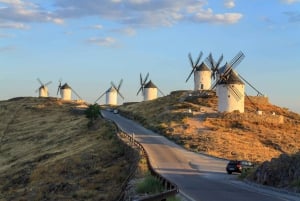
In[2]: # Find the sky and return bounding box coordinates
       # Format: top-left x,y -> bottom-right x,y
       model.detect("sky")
0,0 -> 299,113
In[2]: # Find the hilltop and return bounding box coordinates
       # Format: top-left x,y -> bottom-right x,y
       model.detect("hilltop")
119,90 -> 300,163
119,90 -> 300,192
0,97 -> 137,201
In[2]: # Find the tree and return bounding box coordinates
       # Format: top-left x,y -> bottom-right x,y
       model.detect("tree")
85,103 -> 100,126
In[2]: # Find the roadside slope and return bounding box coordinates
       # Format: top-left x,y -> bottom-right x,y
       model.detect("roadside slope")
0,97 -> 136,201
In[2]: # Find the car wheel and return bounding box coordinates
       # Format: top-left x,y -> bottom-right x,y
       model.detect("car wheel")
227,171 -> 232,174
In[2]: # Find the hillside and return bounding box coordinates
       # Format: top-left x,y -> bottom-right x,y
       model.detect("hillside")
0,97 -> 137,201
119,90 -> 300,163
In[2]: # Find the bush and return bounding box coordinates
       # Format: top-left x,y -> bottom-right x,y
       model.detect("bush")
136,175 -> 164,194
85,104 -> 100,127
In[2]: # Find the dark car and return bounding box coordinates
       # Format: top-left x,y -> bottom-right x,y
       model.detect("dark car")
226,160 -> 254,174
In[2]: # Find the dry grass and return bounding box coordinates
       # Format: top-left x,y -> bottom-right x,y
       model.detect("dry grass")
119,90 -> 300,163
0,97 -> 136,201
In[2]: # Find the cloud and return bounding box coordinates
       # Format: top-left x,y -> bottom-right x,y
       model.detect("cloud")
54,0 -> 243,26
0,21 -> 29,29
284,11 -> 300,22
86,24 -> 103,30
0,0 -> 243,31
0,33 -> 13,38
224,0 -> 235,8
192,8 -> 242,24
111,27 -> 136,36
0,0 -> 64,26
280,0 -> 300,4
87,36 -> 116,46
0,45 -> 15,52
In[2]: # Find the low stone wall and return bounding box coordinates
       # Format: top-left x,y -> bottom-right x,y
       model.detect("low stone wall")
221,111 -> 284,125
247,96 -> 269,105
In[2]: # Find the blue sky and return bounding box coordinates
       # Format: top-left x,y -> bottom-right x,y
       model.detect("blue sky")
0,0 -> 299,113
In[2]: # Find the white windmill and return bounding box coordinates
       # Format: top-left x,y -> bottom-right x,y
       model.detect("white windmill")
36,78 -> 52,97
95,79 -> 124,105
207,51 -> 265,113
186,52 -> 212,91
207,51 -> 246,113
57,80 -> 83,101
137,73 -> 164,101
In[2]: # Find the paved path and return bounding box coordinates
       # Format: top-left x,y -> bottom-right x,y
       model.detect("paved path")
102,110 -> 300,201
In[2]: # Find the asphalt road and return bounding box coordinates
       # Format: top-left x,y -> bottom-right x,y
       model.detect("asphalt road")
101,110 -> 299,201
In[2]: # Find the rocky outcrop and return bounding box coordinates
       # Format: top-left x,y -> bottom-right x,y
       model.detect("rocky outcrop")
248,152 -> 300,192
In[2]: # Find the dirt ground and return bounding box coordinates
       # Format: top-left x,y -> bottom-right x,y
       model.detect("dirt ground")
119,90 -> 300,163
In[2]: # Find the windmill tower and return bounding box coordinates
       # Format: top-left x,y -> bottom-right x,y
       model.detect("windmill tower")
137,73 -> 164,101
218,69 -> 245,113
57,80 -> 83,101
186,52 -> 212,90
208,51 -> 265,113
95,79 -> 124,105
36,78 -> 52,97
208,51 -> 245,113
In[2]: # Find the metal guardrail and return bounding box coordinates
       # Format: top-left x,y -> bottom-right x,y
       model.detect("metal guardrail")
120,132 -> 179,201
102,113 -> 179,201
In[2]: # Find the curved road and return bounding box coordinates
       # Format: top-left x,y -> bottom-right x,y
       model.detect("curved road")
102,110 -> 299,201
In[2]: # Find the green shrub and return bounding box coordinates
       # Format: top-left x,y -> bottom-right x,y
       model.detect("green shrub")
85,104 -> 100,127
136,175 -> 164,194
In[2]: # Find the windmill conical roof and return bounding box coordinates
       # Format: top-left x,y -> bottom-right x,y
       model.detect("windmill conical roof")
218,64 -> 227,74
196,62 -> 210,71
219,70 -> 244,85
144,80 -> 157,88
107,86 -> 117,93
61,83 -> 71,89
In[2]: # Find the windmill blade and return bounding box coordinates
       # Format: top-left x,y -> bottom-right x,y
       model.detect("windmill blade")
95,91 -> 106,103
37,78 -> 43,86
137,73 -> 145,95
57,82 -> 61,95
238,73 -> 264,96
210,80 -> 218,90
111,80 -> 124,99
111,81 -> 118,90
216,54 -> 224,68
228,85 -> 242,101
157,87 -> 165,96
186,53 -> 198,82
143,73 -> 149,84
194,51 -> 203,67
71,88 -> 83,100
245,91 -> 259,111
35,88 -> 39,93
206,53 -> 215,69
230,84 -> 243,99
188,53 -> 194,68
45,81 -> 52,86
117,79 -> 123,91
185,68 -> 195,83
229,51 -> 245,70
117,90 -> 125,100
137,86 -> 143,96
140,73 -> 143,85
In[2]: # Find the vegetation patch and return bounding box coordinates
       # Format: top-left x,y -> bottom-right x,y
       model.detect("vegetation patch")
0,97 -> 137,201
136,174 -> 164,195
